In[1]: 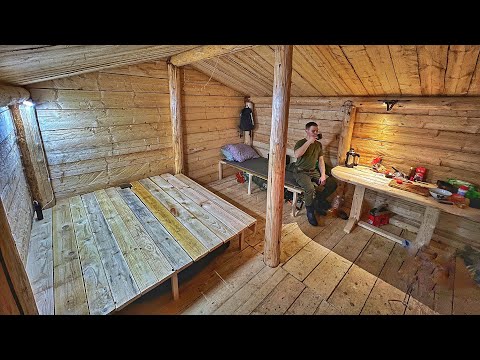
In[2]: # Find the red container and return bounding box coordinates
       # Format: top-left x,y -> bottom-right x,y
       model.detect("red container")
368,213 -> 390,227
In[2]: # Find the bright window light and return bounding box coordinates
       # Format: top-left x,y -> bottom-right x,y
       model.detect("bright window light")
23,100 -> 34,107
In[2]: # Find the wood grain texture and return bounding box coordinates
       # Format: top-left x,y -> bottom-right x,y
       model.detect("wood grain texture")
264,45 -> 293,268
168,63 -> 184,174
170,45 -> 254,66
0,84 -> 30,106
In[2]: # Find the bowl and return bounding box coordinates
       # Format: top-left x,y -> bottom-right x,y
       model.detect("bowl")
429,188 -> 452,200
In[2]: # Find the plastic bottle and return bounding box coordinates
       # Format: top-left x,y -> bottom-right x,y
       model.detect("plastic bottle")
329,194 -> 344,217
458,185 -> 468,197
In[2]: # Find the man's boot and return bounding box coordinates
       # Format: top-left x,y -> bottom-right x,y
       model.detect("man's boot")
306,205 -> 318,226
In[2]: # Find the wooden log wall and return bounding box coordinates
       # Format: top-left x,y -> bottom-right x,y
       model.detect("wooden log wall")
351,104 -> 480,249
27,61 -> 176,200
249,97 -> 349,166
0,106 -> 33,265
182,66 -> 245,184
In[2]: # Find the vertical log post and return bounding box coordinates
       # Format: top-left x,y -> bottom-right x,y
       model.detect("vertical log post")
0,198 -> 38,314
336,102 -> 356,195
264,45 -> 293,268
168,62 -> 184,175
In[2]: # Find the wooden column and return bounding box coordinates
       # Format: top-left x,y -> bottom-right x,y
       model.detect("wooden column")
336,101 -> 356,196
0,198 -> 38,314
9,104 -> 55,208
264,45 -> 293,268
337,101 -> 356,166
168,62 -> 184,175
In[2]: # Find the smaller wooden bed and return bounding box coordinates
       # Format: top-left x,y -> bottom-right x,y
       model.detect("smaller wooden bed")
26,173 -> 256,315
218,157 -> 304,216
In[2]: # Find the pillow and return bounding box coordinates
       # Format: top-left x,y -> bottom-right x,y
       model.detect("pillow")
220,146 -> 234,161
225,143 -> 260,162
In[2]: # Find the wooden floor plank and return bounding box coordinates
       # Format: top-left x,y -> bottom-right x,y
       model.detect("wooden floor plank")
117,187 -> 192,271
405,296 -> 438,315
327,264 -> 377,315
52,199 -> 89,315
332,226 -> 374,263
280,228 -> 312,264
304,251 -> 352,299
26,208 -> 53,315
69,195 -> 115,315
150,175 -> 236,241
234,267 -> 288,315
140,178 -> 223,251
360,278 -> 407,315
183,252 -> 265,315
174,173 -> 256,226
314,300 -> 343,315
282,240 -> 329,281
285,287 -> 324,315
105,188 -> 174,282
213,265 -> 281,315
378,243 -> 411,292
354,224 -> 401,277
81,193 -> 140,310
311,217 -> 347,250
453,257 -> 480,314
94,190 -> 158,293
131,181 -> 208,260
252,274 -> 305,315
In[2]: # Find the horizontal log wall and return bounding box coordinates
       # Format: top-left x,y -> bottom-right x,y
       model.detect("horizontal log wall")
351,104 -> 480,249
182,66 -> 245,184
0,107 -> 33,265
249,97 -> 349,166
27,61 -> 175,200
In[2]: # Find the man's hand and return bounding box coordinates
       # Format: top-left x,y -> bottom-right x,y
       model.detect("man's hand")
320,174 -> 327,185
306,134 -> 317,144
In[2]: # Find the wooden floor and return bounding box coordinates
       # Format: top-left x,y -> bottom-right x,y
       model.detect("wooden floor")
118,174 -> 480,315
25,174 -> 255,315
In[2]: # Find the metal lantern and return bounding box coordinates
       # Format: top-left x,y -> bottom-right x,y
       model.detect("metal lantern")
345,148 -> 360,168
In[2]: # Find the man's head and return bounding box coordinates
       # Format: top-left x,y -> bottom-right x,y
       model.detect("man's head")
305,121 -> 319,138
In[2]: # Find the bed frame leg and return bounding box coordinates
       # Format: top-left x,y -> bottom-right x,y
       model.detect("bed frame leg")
171,273 -> 179,301
218,161 -> 223,180
292,192 -> 298,217
248,173 -> 252,195
239,230 -> 245,249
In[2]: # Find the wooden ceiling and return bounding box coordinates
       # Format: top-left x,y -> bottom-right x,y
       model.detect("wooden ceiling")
1,45 -> 479,97
192,45 -> 480,97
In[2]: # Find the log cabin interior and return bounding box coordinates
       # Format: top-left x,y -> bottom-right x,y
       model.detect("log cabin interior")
1,45 -> 480,315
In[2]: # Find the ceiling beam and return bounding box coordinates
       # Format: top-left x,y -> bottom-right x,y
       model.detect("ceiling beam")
169,45 -> 256,66
0,84 -> 30,107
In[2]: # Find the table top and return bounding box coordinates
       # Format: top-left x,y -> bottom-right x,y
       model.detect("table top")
332,165 -> 480,222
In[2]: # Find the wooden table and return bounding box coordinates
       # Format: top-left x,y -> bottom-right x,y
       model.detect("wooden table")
332,165 -> 480,249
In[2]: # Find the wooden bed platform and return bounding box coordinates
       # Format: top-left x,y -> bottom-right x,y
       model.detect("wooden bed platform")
25,173 -> 256,315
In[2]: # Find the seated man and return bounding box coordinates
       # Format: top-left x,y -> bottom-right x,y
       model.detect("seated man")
289,121 -> 337,226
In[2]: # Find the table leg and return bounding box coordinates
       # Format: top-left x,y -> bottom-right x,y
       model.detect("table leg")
344,185 -> 365,233
414,206 -> 440,249
248,173 -> 252,195
171,273 -> 179,301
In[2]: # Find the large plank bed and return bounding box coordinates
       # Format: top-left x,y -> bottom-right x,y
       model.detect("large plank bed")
25,173 -> 256,315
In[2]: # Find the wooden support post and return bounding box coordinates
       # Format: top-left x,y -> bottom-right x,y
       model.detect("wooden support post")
336,103 -> 356,195
264,45 -> 293,268
292,192 -> 298,217
0,199 -> 38,314
171,273 -> 179,301
415,206 -> 441,249
168,62 -> 184,175
218,161 -> 224,180
9,104 -> 55,209
248,173 -> 252,195
344,185 -> 365,233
